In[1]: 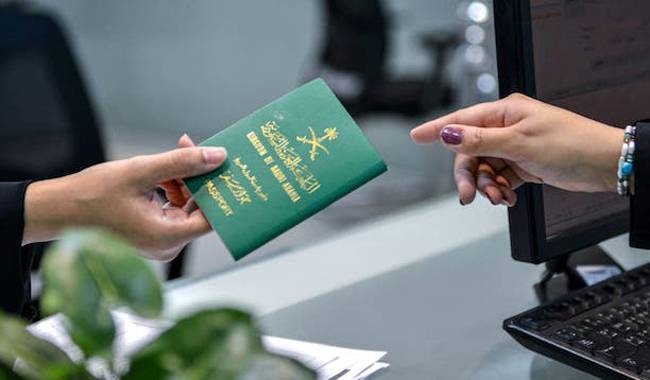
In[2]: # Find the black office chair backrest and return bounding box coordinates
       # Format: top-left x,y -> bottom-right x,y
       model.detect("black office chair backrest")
0,4 -> 189,283
0,4 -> 105,181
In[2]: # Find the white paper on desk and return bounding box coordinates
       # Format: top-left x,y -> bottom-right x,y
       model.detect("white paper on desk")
28,311 -> 388,380
263,336 -> 388,380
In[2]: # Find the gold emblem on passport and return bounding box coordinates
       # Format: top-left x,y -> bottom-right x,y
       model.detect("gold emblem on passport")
296,127 -> 339,161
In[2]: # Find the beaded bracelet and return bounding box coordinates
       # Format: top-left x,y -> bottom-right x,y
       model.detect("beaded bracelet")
617,125 -> 636,196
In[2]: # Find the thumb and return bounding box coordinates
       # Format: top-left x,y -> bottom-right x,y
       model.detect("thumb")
135,146 -> 227,186
439,124 -> 515,159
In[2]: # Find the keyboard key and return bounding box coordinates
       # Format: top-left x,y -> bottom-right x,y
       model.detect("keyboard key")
620,302 -> 638,313
630,317 -> 648,328
596,311 -> 621,323
582,317 -> 607,329
612,322 -> 637,335
595,340 -> 636,363
638,330 -> 650,340
624,319 -> 641,331
619,356 -> 644,373
625,334 -> 647,347
595,327 -> 620,340
613,305 -> 635,319
553,327 -> 582,344
639,311 -> 650,324
617,346 -> 650,374
518,317 -> 551,331
580,292 -> 602,308
572,321 -> 597,335
586,291 -> 607,303
572,334 -> 610,354
564,299 -> 585,315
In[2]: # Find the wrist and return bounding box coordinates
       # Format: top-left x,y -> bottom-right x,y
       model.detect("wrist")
23,176 -> 83,245
595,126 -> 625,193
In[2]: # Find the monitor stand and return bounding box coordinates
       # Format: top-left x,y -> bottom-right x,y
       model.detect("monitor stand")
534,245 -> 624,304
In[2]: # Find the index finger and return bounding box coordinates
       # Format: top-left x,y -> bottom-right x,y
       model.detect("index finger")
410,98 -> 513,145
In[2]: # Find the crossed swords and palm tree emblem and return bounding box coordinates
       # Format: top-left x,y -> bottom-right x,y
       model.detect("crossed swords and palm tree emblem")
296,127 -> 339,161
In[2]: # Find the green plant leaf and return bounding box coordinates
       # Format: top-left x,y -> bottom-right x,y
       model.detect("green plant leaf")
0,312 -> 92,379
0,360 -> 22,380
41,229 -> 163,358
125,309 -> 264,380
241,352 -> 317,380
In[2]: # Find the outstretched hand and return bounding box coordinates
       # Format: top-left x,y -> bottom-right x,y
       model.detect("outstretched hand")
24,135 -> 225,261
410,94 -> 623,206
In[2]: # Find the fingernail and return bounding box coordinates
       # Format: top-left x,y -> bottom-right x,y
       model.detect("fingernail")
499,187 -> 515,207
202,147 -> 227,165
441,126 -> 463,145
486,193 -> 498,206
459,198 -> 465,206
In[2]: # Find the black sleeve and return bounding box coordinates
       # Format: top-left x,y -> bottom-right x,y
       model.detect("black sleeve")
0,182 -> 35,317
630,122 -> 650,248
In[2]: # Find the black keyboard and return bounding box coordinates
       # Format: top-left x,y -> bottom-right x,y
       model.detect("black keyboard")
504,263 -> 650,379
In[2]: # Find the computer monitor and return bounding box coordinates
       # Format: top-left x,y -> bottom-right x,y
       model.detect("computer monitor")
494,0 -> 650,265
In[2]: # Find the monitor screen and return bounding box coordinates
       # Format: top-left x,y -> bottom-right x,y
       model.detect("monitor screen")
529,0 -> 650,244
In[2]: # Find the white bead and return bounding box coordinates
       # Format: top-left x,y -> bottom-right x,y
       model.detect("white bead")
629,140 -> 636,155
626,125 -> 634,134
621,142 -> 629,156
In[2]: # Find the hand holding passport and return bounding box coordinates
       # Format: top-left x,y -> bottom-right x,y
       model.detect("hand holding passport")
183,79 -> 387,260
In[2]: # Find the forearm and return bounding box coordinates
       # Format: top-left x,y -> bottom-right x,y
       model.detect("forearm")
22,176 -> 83,245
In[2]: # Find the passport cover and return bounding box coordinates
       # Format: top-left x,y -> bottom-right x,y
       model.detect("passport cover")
184,79 -> 387,260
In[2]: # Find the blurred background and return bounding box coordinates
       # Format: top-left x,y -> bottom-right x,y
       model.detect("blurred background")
0,0 -> 497,281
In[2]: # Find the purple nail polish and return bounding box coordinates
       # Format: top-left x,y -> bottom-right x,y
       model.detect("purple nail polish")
441,127 -> 463,145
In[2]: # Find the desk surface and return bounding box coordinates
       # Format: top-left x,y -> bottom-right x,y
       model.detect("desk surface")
165,195 -> 650,379
259,232 -> 589,379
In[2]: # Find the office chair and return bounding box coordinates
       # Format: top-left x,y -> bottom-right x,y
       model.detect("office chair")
0,4 -> 187,286
309,0 -> 459,117
0,4 -> 105,180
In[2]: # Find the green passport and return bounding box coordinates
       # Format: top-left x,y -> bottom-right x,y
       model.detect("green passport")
184,79 -> 387,260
